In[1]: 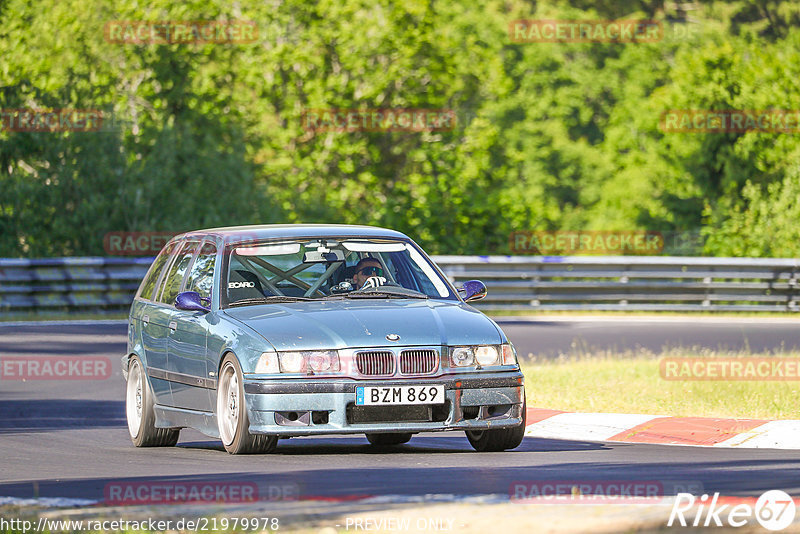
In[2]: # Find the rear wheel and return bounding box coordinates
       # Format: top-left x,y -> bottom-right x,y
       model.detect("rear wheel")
365,433 -> 412,446
126,355 -> 179,447
217,355 -> 278,454
466,397 -> 526,452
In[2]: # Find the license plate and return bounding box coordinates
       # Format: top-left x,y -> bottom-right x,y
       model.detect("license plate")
356,385 -> 445,405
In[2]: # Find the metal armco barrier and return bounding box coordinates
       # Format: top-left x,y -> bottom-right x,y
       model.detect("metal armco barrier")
0,257 -> 153,314
434,255 -> 800,312
2,255 -> 800,314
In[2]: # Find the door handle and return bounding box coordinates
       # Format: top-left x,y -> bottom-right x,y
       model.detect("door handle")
168,321 -> 177,331
142,315 -> 149,325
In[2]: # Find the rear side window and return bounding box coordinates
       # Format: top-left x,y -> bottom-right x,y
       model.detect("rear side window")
185,242 -> 217,300
137,242 -> 178,301
157,241 -> 199,305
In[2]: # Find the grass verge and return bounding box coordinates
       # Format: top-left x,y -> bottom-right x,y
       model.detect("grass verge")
522,349 -> 800,420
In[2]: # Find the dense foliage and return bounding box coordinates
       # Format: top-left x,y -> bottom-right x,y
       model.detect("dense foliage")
1,0 -> 799,257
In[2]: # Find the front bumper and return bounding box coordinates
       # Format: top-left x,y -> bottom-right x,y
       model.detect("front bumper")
242,372 -> 525,436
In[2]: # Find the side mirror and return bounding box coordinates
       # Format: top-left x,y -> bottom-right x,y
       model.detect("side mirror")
175,291 -> 211,312
459,280 -> 487,302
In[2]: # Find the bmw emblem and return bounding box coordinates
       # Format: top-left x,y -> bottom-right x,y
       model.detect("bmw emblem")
386,333 -> 400,342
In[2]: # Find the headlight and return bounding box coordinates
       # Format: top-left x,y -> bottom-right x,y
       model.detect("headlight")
451,347 -> 475,367
263,350 -> 341,374
307,351 -> 339,372
279,352 -> 306,373
475,345 -> 499,366
449,344 -> 517,369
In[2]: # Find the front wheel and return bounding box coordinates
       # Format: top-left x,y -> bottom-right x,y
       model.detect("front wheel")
466,397 -> 526,452
217,355 -> 278,454
126,355 -> 179,447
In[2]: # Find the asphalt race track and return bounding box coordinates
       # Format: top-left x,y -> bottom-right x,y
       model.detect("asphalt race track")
499,316 -> 800,358
1,318 -> 800,504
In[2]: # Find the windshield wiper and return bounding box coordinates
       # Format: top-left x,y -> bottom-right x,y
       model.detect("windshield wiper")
345,289 -> 429,299
228,295 -> 315,307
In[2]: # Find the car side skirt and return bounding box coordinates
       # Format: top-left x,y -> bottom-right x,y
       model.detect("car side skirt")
153,404 -> 219,438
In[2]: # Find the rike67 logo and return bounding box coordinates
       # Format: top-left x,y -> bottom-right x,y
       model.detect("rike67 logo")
669,490 -> 796,531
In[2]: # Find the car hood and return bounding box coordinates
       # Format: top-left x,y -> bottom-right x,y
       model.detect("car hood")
223,299 -> 503,351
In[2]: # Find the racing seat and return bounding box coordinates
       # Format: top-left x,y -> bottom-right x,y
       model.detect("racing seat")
228,269 -> 267,301
330,264 -> 357,286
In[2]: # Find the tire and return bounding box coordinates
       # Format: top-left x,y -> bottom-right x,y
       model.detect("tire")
126,355 -> 180,447
365,433 -> 412,446
465,396 -> 526,452
217,355 -> 278,454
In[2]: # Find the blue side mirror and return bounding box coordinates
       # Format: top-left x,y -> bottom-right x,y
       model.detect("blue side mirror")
460,280 -> 487,302
175,291 -> 211,312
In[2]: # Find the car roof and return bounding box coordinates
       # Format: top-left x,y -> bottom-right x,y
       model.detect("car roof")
178,224 -> 411,246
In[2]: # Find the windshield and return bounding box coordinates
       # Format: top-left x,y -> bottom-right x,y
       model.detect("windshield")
223,238 -> 455,306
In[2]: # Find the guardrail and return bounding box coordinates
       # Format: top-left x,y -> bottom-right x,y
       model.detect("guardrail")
2,255 -> 799,315
0,257 -> 153,314
436,255 -> 800,312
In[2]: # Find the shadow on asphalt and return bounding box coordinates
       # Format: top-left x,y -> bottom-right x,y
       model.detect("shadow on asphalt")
1,455 -> 798,501
175,435 -> 606,455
